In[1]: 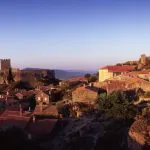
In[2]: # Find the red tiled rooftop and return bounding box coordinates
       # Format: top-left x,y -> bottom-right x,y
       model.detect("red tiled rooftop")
125,77 -> 143,85
139,70 -> 150,74
69,77 -> 87,82
0,115 -> 30,129
100,65 -> 135,73
34,105 -> 58,116
73,86 -> 98,94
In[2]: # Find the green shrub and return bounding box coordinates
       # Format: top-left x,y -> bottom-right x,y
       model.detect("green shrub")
56,101 -> 70,117
96,91 -> 137,120
142,108 -> 149,117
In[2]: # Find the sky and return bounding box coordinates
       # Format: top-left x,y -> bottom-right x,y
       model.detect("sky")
0,0 -> 150,70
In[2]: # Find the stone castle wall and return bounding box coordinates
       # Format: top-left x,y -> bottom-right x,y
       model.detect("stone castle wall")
0,59 -> 11,71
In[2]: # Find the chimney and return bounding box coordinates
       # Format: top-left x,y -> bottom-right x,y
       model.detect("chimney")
28,107 -> 31,112
5,96 -> 8,105
49,90 -> 51,95
59,81 -> 62,86
32,115 -> 36,123
19,104 -> 22,116
89,82 -> 93,87
83,83 -> 86,87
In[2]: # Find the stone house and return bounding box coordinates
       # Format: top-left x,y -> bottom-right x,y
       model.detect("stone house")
72,86 -> 99,103
35,91 -> 51,105
15,92 -> 25,100
0,93 -> 6,100
99,65 -> 135,82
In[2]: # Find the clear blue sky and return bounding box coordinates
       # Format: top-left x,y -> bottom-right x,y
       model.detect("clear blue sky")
0,0 -> 150,70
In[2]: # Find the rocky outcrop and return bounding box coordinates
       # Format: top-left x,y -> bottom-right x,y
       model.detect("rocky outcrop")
42,115 -> 133,150
16,69 -> 56,88
48,117 -> 105,150
128,115 -> 150,150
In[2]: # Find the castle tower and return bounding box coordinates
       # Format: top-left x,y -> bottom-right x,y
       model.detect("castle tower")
0,59 -> 13,84
0,59 -> 11,71
139,54 -> 148,66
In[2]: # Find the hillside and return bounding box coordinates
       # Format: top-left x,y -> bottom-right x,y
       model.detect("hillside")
19,68 -> 56,88
55,70 -> 94,80
23,68 -> 94,80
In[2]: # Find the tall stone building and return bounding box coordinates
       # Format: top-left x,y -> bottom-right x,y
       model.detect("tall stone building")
0,59 -> 13,84
139,54 -> 148,66
0,59 -> 11,71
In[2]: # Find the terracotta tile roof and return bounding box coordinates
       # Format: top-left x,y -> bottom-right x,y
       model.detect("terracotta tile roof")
42,105 -> 58,116
0,109 -> 32,118
69,77 -> 87,82
0,114 -> 30,129
6,97 -> 17,104
73,86 -> 98,94
139,70 -> 150,74
34,105 -> 42,114
101,65 -> 135,73
34,105 -> 58,116
15,90 -> 35,98
104,80 -> 126,93
72,86 -> 98,102
125,77 -> 142,85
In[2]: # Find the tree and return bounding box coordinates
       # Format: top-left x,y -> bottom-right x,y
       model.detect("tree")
56,101 -> 70,117
7,68 -> 14,84
28,96 -> 36,111
84,73 -> 91,83
96,91 -> 137,120
88,75 -> 97,83
84,73 -> 98,83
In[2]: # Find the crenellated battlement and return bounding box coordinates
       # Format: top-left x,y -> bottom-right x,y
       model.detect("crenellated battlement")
0,59 -> 11,71
0,59 -> 11,61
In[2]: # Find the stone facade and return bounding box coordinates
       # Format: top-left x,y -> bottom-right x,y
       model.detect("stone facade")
72,86 -> 98,103
139,54 -> 149,66
0,59 -> 11,71
99,65 -> 135,82
35,91 -> 51,105
0,59 -> 13,84
138,54 -> 150,69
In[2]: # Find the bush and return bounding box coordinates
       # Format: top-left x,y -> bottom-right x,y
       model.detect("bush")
56,101 -> 70,117
84,73 -> 91,79
88,76 -> 97,83
142,108 -> 150,117
96,91 -> 137,120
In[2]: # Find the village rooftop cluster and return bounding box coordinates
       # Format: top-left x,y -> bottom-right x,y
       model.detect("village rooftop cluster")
0,54 -> 149,148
